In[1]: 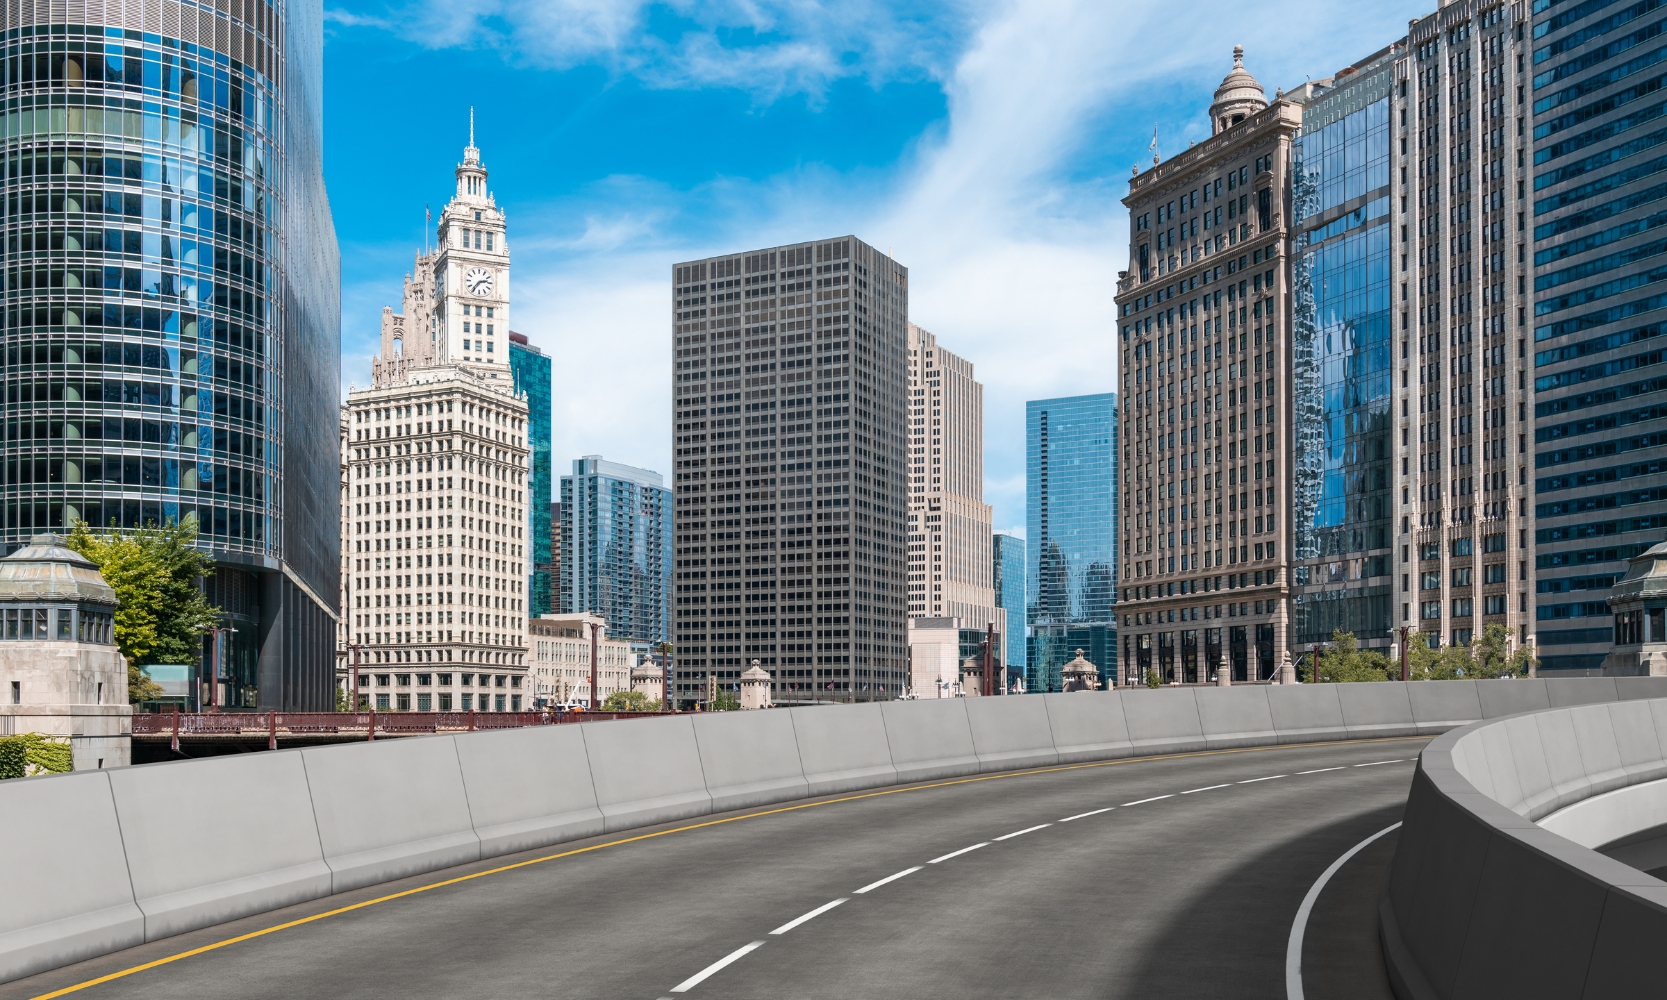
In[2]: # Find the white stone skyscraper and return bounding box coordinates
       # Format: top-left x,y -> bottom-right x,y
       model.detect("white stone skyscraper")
670,237 -> 910,704
338,133 -> 533,712
905,324 -> 1004,650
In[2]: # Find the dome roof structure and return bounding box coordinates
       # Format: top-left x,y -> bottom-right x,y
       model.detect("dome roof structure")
0,534 -> 118,607
1210,45 -> 1268,135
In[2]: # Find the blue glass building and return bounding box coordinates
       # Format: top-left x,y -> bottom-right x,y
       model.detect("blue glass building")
507,332 -> 551,616
992,531 -> 1026,676
560,455 -> 671,647
0,3 -> 340,708
1530,0 -> 1667,673
1025,393 -> 1117,690
1290,54 -> 1396,657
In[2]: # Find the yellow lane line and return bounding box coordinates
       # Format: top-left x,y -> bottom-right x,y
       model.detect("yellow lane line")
28,734 -> 1426,999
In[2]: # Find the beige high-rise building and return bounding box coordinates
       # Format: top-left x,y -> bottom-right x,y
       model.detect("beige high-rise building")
1114,48 -> 1301,683
905,324 -> 1004,650
336,133 -> 533,713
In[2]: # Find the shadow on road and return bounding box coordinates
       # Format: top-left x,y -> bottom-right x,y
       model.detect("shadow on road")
1121,803 -> 1403,1000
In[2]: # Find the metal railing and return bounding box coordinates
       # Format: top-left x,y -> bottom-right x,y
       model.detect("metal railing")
132,709 -> 670,750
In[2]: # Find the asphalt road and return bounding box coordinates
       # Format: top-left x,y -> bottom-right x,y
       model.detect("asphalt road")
6,736 -> 1425,1000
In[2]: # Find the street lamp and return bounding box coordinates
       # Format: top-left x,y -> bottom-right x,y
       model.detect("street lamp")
205,625 -> 238,711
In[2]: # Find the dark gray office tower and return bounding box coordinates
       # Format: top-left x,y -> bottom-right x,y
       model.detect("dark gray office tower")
670,237 -> 909,704
0,0 -> 341,707
1531,0 -> 1667,673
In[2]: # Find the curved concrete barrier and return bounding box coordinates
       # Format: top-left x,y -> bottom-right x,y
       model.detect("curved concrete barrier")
1383,695 -> 1667,1000
9,677 -> 1667,986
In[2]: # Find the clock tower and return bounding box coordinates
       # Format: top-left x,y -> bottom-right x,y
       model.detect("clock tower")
432,113 -> 511,380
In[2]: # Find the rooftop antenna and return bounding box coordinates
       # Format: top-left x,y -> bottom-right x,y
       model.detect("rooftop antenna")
469,106 -> 475,148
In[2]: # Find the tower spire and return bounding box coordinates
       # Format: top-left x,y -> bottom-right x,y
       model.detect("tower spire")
464,106 -> 480,166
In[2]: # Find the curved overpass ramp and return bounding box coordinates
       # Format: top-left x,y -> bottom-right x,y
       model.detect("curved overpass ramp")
6,677 -> 1667,999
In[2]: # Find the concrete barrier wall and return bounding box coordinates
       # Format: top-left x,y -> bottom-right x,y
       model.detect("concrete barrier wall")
1382,683 -> 1667,1000
11,677 -> 1667,986
108,752 -> 330,942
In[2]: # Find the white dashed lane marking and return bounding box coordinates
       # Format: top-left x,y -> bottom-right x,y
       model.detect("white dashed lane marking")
1122,794 -> 1175,806
1182,784 -> 1231,795
854,867 -> 922,895
670,940 -> 766,993
1297,767 -> 1345,774
994,824 -> 1053,841
928,843 -> 989,864
1060,807 -> 1114,822
769,898 -> 847,936
1240,775 -> 1287,784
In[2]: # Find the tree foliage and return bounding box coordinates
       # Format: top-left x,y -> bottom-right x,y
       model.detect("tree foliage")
1307,630 -> 1395,682
0,733 -> 74,779
67,517 -> 220,702
710,690 -> 741,711
602,690 -> 660,712
1400,625 -> 1536,680
1144,668 -> 1163,689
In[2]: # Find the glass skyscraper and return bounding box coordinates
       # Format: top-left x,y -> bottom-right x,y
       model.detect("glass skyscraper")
1290,54 -> 1396,656
1530,0 -> 1667,674
0,1 -> 340,708
560,455 -> 671,647
993,531 -> 1025,676
1026,393 -> 1117,690
508,331 -> 551,616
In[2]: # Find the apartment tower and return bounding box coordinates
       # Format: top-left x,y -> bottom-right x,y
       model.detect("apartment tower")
670,238 -> 909,704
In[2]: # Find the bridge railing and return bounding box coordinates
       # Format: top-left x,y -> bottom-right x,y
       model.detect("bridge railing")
131,710 -> 667,744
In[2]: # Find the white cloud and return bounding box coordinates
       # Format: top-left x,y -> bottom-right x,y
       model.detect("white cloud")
328,0 -> 975,101
338,0 -> 1433,530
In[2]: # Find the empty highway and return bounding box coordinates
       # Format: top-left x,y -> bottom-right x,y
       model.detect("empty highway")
6,737 -> 1423,1000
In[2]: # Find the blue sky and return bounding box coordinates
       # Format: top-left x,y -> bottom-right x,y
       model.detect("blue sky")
322,0 -> 1430,534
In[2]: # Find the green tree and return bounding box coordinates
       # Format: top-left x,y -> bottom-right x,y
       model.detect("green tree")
710,689 -> 741,711
0,733 -> 74,779
1309,630 -> 1394,682
1144,668 -> 1163,689
1471,623 -> 1536,678
1405,631 -> 1474,680
67,517 -> 220,703
602,690 -> 660,712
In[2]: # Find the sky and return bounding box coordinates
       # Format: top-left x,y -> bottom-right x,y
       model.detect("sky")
321,0 -> 1432,535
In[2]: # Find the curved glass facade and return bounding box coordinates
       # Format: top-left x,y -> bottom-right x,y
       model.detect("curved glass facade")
0,3 -> 340,709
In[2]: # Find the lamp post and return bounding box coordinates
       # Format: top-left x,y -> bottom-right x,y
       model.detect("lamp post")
351,642 -> 363,711
205,625 -> 238,711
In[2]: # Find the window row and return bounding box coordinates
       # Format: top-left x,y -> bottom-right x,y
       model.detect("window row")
6,419 -> 267,456
0,605 -> 112,643
3,499 -> 268,540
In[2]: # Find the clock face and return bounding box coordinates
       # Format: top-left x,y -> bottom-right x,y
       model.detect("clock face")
465,267 -> 493,297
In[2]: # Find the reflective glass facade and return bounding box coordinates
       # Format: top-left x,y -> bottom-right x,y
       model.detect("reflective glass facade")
992,530 -> 1025,672
560,456 -> 670,647
0,3 -> 339,708
1531,0 -> 1667,673
508,334 -> 551,616
1026,392 -> 1116,691
1291,84 -> 1395,650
